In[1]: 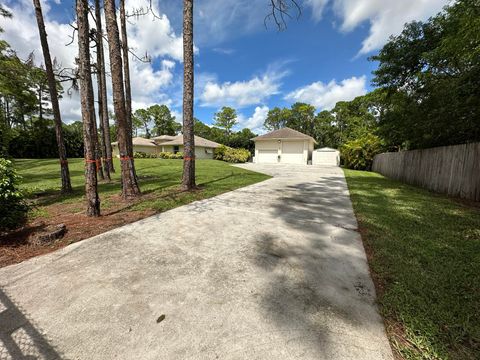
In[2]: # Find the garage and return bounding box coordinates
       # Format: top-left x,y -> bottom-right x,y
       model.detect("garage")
281,141 -> 304,164
257,149 -> 278,163
312,147 -> 340,166
252,127 -> 316,165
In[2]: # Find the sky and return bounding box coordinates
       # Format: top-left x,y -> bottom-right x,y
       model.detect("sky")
1,0 -> 451,134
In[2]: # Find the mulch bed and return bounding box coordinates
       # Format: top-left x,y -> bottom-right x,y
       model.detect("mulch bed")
0,197 -> 155,268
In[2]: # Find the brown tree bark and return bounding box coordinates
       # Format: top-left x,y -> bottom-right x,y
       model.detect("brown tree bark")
94,0 -> 113,179
32,0 -> 72,194
76,0 -> 100,216
119,0 -> 134,146
182,0 -> 196,190
91,106 -> 104,181
104,0 -> 140,198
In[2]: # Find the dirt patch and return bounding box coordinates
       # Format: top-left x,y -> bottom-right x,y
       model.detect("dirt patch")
0,195 -> 156,268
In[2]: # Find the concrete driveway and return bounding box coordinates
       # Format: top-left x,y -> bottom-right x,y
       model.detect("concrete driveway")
0,164 -> 393,360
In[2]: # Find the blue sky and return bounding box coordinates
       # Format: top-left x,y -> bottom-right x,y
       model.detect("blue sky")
2,0 -> 450,133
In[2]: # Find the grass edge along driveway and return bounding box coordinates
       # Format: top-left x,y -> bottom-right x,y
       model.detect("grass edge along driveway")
344,169 -> 480,360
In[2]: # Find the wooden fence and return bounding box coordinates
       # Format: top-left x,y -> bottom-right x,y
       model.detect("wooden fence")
372,142 -> 480,202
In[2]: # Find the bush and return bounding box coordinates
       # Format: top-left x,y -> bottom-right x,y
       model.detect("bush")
0,158 -> 29,231
341,134 -> 384,170
214,145 -> 250,163
134,152 -> 158,158
158,152 -> 183,159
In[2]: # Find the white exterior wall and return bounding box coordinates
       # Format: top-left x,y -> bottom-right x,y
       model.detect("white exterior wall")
159,145 -> 214,159
254,139 -> 313,165
113,145 -> 157,157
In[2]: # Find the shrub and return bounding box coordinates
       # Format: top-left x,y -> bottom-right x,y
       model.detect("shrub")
0,158 -> 29,231
158,152 -> 183,159
341,134 -> 384,170
133,151 -> 157,158
214,145 -> 250,163
213,145 -> 227,160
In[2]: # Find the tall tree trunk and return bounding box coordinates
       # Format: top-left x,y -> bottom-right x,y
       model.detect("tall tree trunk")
32,0 -> 72,194
182,0 -> 196,190
91,106 -> 105,181
119,0 -> 133,142
76,0 -> 100,216
94,0 -> 114,176
104,0 -> 140,199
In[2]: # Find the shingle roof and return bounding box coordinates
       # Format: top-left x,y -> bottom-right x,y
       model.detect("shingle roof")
158,134 -> 222,148
112,137 -> 156,147
152,135 -> 176,144
252,127 -> 316,142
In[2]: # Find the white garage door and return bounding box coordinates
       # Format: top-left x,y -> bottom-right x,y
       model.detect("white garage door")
281,141 -> 304,164
257,150 -> 278,163
312,150 -> 340,166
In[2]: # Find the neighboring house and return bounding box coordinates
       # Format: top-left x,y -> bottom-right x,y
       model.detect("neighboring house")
153,134 -> 222,159
312,147 -> 340,166
112,137 -> 157,156
112,135 -> 222,159
252,127 -> 316,165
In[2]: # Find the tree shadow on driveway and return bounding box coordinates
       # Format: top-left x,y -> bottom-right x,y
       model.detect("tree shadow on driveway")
249,171 -> 392,358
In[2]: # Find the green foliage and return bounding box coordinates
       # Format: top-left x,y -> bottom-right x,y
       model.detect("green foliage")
6,120 -> 84,158
371,0 -> 480,149
133,109 -> 151,138
213,107 -> 237,135
148,104 -> 181,137
344,169 -> 480,359
131,105 -> 181,138
0,158 -> 28,231
194,119 -> 256,152
341,134 -> 384,170
158,151 -> 183,159
133,151 -> 157,159
264,107 -> 291,131
214,145 -> 250,163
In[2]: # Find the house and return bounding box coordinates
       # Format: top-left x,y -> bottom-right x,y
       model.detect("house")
153,134 -> 222,159
112,135 -> 222,159
111,137 -> 157,156
312,147 -> 340,166
252,127 -> 316,165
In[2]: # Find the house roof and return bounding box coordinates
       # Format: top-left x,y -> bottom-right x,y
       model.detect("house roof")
158,134 -> 222,148
112,137 -> 156,147
252,127 -> 316,143
152,135 -> 176,144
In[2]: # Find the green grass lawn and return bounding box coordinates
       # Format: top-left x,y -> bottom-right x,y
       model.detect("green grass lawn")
14,158 -> 270,214
344,169 -> 480,360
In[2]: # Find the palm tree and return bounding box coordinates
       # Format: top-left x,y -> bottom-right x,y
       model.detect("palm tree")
32,0 -> 72,194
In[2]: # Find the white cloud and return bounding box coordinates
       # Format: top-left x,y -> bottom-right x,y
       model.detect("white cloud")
125,1 -> 184,62
305,0 -> 450,53
237,106 -> 269,133
304,0 -> 330,21
200,69 -> 286,108
285,75 -> 367,110
1,0 -> 185,123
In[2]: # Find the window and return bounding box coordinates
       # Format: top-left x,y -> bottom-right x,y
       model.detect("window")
173,145 -> 180,154
206,148 -> 213,154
